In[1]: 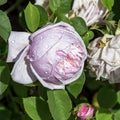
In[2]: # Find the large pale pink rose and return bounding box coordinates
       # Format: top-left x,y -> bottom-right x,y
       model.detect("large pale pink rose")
7,22 -> 87,89
72,0 -> 108,26
88,34 -> 120,83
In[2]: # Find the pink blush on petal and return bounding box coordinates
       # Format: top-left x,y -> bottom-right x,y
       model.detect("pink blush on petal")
55,43 -> 82,78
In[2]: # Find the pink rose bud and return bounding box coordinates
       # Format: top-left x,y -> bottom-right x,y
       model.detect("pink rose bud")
72,0 -> 108,26
77,104 -> 94,120
7,22 -> 87,89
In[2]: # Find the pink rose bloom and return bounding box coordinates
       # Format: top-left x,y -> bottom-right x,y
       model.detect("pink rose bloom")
72,0 -> 108,26
7,22 -> 87,89
77,104 -> 94,120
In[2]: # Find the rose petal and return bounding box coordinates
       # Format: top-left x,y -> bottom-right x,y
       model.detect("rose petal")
35,0 -> 44,5
59,62 -> 85,85
35,0 -> 48,7
72,0 -> 108,26
110,67 -> 120,83
11,46 -> 37,84
6,31 -> 30,62
29,22 -> 75,41
101,46 -> 120,66
30,64 -> 65,89
110,35 -> 120,49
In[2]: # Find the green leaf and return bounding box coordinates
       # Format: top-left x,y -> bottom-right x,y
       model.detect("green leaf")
95,108 -> 112,120
70,17 -> 88,36
37,84 -> 48,100
117,91 -> 120,104
56,13 -> 70,24
105,20 -> 116,35
13,83 -> 28,97
0,0 -> 7,5
101,0 -> 114,10
24,2 -> 40,32
82,31 -> 94,46
85,77 -> 103,91
0,104 -> 11,120
68,114 -> 76,120
0,39 -> 7,57
0,60 -> 10,95
35,5 -> 48,27
49,0 -> 73,14
0,10 -> 11,42
107,0 -> 120,21
66,72 -> 85,98
21,115 -> 31,120
97,87 -> 117,108
23,97 -> 51,120
114,109 -> 120,120
19,11 -> 27,30
47,90 -> 72,120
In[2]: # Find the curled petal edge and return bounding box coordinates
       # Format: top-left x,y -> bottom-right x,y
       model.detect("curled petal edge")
11,46 -> 37,84
6,31 -> 30,62
30,64 -> 65,90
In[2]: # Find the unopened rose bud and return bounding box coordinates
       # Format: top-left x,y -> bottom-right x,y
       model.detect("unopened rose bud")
76,104 -> 94,120
7,22 -> 87,89
72,0 -> 108,26
88,34 -> 120,83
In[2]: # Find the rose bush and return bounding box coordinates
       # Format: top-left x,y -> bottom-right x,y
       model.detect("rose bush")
7,22 -> 87,89
72,0 -> 108,26
1,0 -> 120,120
87,34 -> 120,83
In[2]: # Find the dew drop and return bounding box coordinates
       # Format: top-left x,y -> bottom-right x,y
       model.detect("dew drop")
45,71 -> 48,74
41,36 -> 43,39
45,45 -> 49,48
11,40 -> 15,43
32,49 -> 36,54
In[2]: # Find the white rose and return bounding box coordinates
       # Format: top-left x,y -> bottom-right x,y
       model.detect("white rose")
87,34 -> 120,83
72,0 -> 108,26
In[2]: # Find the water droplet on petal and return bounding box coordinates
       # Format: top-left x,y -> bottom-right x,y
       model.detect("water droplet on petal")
45,71 -> 48,74
11,40 -> 15,43
41,36 -> 43,39
45,45 -> 49,48
32,49 -> 36,54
